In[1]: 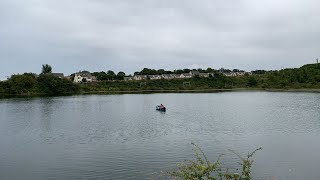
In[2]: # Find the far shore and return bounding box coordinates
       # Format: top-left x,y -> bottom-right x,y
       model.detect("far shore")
1,88 -> 320,98
82,88 -> 320,94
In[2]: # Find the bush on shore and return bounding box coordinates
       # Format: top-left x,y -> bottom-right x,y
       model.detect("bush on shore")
171,143 -> 262,180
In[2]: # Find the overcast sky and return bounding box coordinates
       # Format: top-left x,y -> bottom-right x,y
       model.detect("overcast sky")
0,0 -> 319,79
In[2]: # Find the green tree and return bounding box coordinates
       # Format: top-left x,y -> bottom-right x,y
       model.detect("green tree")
174,69 -> 184,74
107,70 -> 115,76
5,73 -> 37,94
93,71 -> 108,81
248,76 -> 258,87
117,71 -> 125,77
107,70 -> 116,80
37,74 -> 79,95
206,67 -> 215,73
157,69 -> 166,75
140,68 -> 157,75
42,64 -> 52,74
116,72 -> 126,80
183,69 -> 191,73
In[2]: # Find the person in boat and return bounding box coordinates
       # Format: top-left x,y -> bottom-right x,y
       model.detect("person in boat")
160,104 -> 164,109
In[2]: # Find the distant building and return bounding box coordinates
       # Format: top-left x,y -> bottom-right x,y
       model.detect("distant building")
124,77 -> 133,81
162,74 -> 176,79
50,73 -> 64,79
222,72 -> 247,77
133,75 -> 147,81
161,74 -> 170,79
65,76 -> 72,80
181,73 -> 192,78
189,71 -> 200,76
74,71 -> 96,83
173,74 -> 181,79
123,70 -> 215,81
148,75 -> 162,80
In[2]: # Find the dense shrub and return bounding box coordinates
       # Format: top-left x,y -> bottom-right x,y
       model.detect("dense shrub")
0,73 -> 80,95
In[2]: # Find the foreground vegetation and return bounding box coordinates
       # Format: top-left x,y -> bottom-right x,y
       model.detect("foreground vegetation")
0,63 -> 319,96
171,143 -> 262,180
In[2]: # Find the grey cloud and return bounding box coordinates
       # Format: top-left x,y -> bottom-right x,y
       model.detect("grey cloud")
1,0 -> 320,79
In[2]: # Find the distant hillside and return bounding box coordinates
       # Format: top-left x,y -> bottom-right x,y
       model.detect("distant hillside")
300,63 -> 320,69
253,63 -> 320,89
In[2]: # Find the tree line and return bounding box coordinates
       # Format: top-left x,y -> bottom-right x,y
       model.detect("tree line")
0,63 -> 319,96
91,71 -> 126,81
0,65 -> 79,95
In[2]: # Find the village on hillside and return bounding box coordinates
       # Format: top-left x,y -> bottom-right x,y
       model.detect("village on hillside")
124,70 -> 251,81
46,69 -> 253,83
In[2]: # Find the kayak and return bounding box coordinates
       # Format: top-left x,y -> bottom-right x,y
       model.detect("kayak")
156,105 -> 166,112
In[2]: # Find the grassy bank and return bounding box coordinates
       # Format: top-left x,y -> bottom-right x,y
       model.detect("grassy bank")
2,88 -> 319,99
81,88 -> 320,94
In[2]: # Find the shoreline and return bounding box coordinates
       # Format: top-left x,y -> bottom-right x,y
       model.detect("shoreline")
83,88 -> 320,94
1,88 -> 320,98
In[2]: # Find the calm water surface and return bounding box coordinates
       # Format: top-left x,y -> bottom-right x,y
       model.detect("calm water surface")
0,92 -> 320,179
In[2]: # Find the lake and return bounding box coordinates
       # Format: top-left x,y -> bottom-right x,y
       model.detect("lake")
0,92 -> 320,179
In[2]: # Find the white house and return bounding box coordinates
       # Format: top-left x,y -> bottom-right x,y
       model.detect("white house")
189,71 -> 200,76
162,74 -> 176,79
181,73 -> 192,78
161,74 -> 170,79
74,71 -> 96,83
148,75 -> 162,80
222,72 -> 248,77
133,75 -> 147,80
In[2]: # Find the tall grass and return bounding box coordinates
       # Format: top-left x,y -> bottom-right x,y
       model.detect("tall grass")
170,143 -> 262,180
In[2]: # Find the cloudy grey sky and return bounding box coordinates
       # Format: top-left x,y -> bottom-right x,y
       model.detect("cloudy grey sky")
1,0 -> 319,79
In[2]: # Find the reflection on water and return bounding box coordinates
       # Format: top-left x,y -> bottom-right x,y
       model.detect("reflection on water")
0,92 -> 320,180
39,98 -> 56,132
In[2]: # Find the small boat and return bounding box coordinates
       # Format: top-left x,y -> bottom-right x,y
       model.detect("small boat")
156,105 -> 166,112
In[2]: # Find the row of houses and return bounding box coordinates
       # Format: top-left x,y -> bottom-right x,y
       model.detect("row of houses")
124,71 -> 212,81
125,70 -> 252,81
223,72 -> 252,77
47,70 -> 252,83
